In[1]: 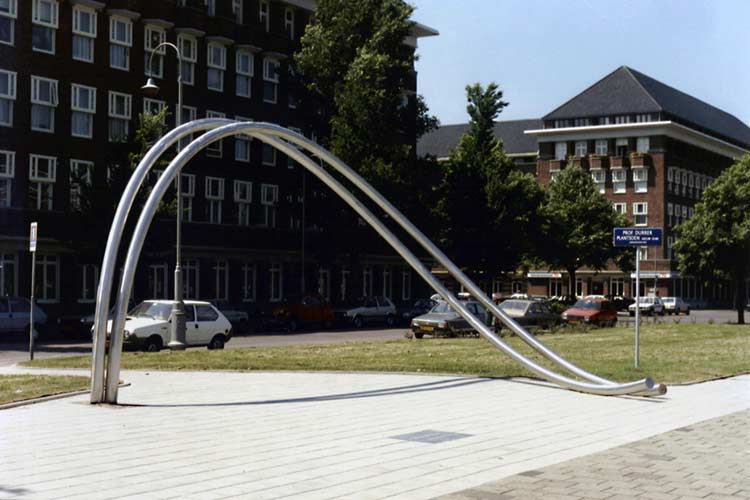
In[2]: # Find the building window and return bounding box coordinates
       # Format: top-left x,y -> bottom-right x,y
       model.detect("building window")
613,202 -> 626,215
549,169 -> 560,183
576,278 -> 584,297
286,127 -> 302,168
0,253 -> 17,296
681,170 -> 688,196
554,142 -> 566,160
667,236 -> 674,260
0,0 -> 16,46
612,168 -> 626,194
69,159 -> 92,211
284,8 -> 294,39
213,260 -> 228,300
688,172 -> 696,198
205,0 -> 215,16
32,0 -> 58,54
362,266 -> 373,296
637,247 -> 648,261
632,166 -> 648,193
316,268 -> 330,301
263,57 -> 280,103
614,115 -> 631,124
600,116 -> 611,125
382,268 -> 392,299
180,173 -> 195,222
149,263 -> 168,299
269,263 -> 282,302
207,42 -> 226,92
181,259 -> 199,299
340,268 -> 350,301
242,262 -> 256,302
143,99 -> 166,125
260,184 -> 278,228
205,176 -> 224,224
573,118 -> 591,127
234,180 -> 252,226
610,278 -> 624,297
590,169 -> 605,194
259,0 -> 269,31
108,91 -> 131,142
633,202 -> 648,226
615,137 -> 629,156
31,76 -> 58,133
232,0 -> 243,23
574,141 -> 587,156
0,150 -> 14,207
667,167 -> 674,193
178,34 -> 197,85
594,139 -> 608,155
35,255 -> 59,303
549,280 -> 563,298
235,131 -> 250,162
635,114 -> 652,123
401,269 -> 411,301
29,155 -> 56,210
0,69 -> 16,127
682,205 -> 688,221
72,5 -> 96,62
636,137 -> 650,153
71,84 -> 96,138
667,202 -> 674,227
179,105 -> 196,148
205,111 -> 225,156
109,16 -> 132,71
79,263 -> 98,302
144,25 -> 166,78
262,144 -> 276,166
236,49 -> 254,98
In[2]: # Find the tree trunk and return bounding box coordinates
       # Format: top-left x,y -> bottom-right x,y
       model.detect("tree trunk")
567,267 -> 577,303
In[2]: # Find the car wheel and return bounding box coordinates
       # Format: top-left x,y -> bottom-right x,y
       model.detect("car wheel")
353,316 -> 363,329
385,314 -> 395,327
208,335 -> 225,350
143,335 -> 162,352
685,308 -> 690,316
414,332 -> 423,339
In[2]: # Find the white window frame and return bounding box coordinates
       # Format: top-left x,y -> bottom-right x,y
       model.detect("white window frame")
35,254 -> 60,303
235,49 -> 254,98
0,149 -> 15,207
269,262 -> 283,302
213,260 -> 229,300
594,139 -> 608,155
362,266 -> 373,297
205,0 -> 215,16
108,91 -> 131,142
69,159 -> 93,211
32,0 -> 58,54
554,142 -> 566,160
259,0 -> 269,31
242,262 -> 256,302
613,202 -> 626,215
234,118 -> 251,162
667,202 -> 674,227
262,143 -> 276,166
71,83 -> 96,138
234,180 -> 252,226
144,24 -> 166,78
29,154 -> 57,211
401,268 -> 411,301
232,0 -> 243,23
205,111 -> 225,156
149,263 -> 169,299
590,168 -> 605,193
178,105 -> 197,148
180,173 -> 195,222
632,166 -> 648,193
382,268 -> 392,299
182,259 -> 199,299
143,97 -> 166,121
72,4 -> 96,63
206,176 -> 224,224
636,136 -> 650,153
574,141 -> 587,156
178,33 -> 197,86
0,69 -> 17,127
109,16 -> 132,71
78,263 -> 98,303
263,57 -> 280,104
260,183 -> 278,228
549,169 -> 560,183
633,202 -> 648,226
207,42 -> 227,92
30,76 -> 58,133
612,167 -> 626,194
0,0 -> 17,47
284,7 -> 294,39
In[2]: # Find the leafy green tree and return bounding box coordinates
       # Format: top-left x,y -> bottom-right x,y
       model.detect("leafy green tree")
434,83 -> 544,281
674,155 -> 750,324
537,165 -> 629,300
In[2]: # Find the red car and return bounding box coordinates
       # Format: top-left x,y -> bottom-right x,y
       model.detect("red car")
272,294 -> 334,331
561,299 -> 618,327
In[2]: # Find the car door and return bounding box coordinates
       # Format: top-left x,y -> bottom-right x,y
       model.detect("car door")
195,304 -> 220,344
363,297 -> 378,322
183,305 -> 200,345
8,298 -> 30,332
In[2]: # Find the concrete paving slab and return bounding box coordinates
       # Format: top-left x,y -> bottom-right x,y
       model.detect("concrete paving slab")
0,369 -> 748,499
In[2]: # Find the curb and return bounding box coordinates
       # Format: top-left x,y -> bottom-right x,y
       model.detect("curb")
0,383 -> 131,411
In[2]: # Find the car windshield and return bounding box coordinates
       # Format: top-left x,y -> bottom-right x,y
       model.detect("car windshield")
430,302 -> 455,314
572,300 -> 601,310
499,300 -> 528,312
638,297 -> 655,304
128,302 -> 172,320
662,298 -> 675,303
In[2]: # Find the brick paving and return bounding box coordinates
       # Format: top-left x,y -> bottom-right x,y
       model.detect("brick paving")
437,409 -> 750,500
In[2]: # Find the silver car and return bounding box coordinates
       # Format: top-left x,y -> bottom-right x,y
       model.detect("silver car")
411,300 -> 489,338
661,297 -> 690,315
0,297 -> 47,337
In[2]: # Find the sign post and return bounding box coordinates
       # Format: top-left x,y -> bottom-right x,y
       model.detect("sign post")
29,222 -> 38,361
613,227 -> 663,368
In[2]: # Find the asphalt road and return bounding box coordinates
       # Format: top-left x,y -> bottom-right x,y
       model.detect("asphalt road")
0,309 -> 743,368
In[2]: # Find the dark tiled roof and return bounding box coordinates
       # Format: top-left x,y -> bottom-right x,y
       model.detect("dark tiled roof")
417,119 -> 542,158
544,66 -> 750,149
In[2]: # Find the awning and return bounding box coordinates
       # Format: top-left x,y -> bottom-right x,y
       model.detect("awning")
527,272 -> 563,279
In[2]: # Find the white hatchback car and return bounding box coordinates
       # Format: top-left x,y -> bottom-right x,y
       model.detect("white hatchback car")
628,296 -> 665,316
111,300 -> 232,352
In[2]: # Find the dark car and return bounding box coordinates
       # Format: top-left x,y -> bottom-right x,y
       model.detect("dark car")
272,294 -> 334,331
399,298 -> 437,324
562,299 -> 618,327
495,299 -> 560,331
411,300 -> 490,338
210,300 -> 250,333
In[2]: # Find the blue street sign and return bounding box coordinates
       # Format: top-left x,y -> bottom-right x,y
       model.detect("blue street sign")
613,227 -> 663,247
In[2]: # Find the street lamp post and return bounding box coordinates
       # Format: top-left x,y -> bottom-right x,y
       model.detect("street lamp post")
142,42 -> 186,351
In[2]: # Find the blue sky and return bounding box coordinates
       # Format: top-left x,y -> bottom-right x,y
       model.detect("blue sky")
410,0 -> 750,127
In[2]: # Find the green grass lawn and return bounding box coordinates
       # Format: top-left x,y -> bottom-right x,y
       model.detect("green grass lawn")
22,323 -> 750,385
0,375 -> 90,405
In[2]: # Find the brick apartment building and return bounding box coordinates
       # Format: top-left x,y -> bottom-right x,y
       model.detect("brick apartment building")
419,66 -> 750,304
0,0 -> 437,325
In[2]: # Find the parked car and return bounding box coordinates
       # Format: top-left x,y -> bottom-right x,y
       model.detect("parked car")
411,300 -> 490,338
661,297 -> 690,315
334,296 -> 397,328
65,297 -> 137,340
272,294 -> 334,331
628,296 -> 665,316
0,297 -> 47,338
496,299 -> 561,331
562,299 -> 618,327
210,300 -> 250,333
398,298 -> 437,324
607,295 -> 635,311
109,300 -> 232,351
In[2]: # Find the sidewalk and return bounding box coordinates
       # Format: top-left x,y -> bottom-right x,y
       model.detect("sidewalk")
1,367 -> 748,499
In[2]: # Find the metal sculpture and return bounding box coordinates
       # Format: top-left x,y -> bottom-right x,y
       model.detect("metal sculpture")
91,121 -> 666,404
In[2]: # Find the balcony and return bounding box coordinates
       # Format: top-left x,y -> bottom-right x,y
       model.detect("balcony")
630,153 -> 650,167
588,155 -> 609,170
568,156 -> 588,169
548,159 -> 566,170
610,156 -> 630,168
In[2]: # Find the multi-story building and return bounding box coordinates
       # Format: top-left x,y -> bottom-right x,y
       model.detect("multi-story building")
419,66 -> 750,304
0,0 -> 437,326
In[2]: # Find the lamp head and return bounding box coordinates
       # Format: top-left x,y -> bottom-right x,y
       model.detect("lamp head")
141,78 -> 160,97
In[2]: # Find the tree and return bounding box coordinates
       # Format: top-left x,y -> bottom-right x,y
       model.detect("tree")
434,83 -> 544,281
537,165 -> 629,300
674,155 -> 750,324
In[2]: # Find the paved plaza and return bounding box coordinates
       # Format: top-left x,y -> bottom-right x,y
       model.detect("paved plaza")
0,367 -> 748,499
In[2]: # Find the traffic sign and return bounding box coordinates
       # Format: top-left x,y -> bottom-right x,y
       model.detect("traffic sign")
29,222 -> 38,252
613,227 -> 662,247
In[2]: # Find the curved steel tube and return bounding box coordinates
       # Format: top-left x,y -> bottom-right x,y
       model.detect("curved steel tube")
104,122 -> 656,400
91,118 -> 234,403
214,126 -> 667,397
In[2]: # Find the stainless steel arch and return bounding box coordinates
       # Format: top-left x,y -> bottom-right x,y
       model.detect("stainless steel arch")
101,122 -> 659,402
